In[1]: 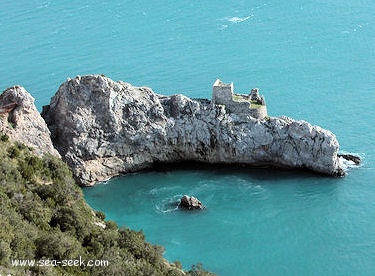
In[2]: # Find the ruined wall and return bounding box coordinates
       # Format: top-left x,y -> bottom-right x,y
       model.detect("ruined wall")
212,79 -> 233,105
226,101 -> 251,114
225,103 -> 267,119
249,105 -> 268,119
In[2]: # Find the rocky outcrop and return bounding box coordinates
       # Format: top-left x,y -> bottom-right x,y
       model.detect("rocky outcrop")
179,195 -> 205,210
0,86 -> 60,157
42,75 -> 345,186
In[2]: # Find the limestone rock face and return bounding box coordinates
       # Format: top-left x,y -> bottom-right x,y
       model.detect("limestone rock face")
0,86 -> 60,157
42,75 -> 344,186
179,195 -> 205,210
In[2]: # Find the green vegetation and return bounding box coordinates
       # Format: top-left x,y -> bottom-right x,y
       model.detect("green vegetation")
8,121 -> 16,129
231,94 -> 264,109
250,100 -> 263,108
232,93 -> 249,103
0,132 -> 215,275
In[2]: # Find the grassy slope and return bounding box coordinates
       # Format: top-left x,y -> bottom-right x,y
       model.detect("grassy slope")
0,133 -> 214,276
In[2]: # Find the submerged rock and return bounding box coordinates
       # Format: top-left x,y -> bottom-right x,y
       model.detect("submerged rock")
179,195 -> 205,210
0,86 -> 60,157
42,75 -> 345,186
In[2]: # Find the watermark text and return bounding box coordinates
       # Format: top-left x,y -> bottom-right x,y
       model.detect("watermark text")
11,256 -> 109,268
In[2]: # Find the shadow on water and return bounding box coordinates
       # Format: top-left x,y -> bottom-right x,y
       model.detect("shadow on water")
151,160 -> 331,182
150,161 -> 343,203
83,160 -> 343,217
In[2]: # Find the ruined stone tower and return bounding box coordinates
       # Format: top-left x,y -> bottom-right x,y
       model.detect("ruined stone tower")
212,79 -> 233,105
211,79 -> 268,119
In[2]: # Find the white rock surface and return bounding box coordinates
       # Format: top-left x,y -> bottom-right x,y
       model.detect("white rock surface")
0,86 -> 60,157
42,75 -> 344,186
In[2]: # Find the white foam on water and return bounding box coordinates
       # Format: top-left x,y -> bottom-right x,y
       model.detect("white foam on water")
149,186 -> 179,195
219,24 -> 228,30
37,1 -> 50,9
338,151 -> 364,171
339,158 -> 356,169
155,194 -> 182,214
156,205 -> 179,214
227,15 -> 252,24
96,179 -> 110,185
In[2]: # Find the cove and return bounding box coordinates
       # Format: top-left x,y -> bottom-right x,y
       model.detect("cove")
83,167 -> 375,275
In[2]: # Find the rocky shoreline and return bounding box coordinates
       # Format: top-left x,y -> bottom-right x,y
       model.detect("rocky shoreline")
0,75 -> 360,186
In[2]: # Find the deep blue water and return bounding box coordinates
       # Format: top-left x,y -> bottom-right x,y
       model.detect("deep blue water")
1,0 -> 374,275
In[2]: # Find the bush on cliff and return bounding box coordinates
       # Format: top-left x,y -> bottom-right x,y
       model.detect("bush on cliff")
0,132 -> 214,276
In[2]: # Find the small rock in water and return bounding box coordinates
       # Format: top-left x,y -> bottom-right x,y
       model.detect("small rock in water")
179,195 -> 205,210
338,154 -> 361,165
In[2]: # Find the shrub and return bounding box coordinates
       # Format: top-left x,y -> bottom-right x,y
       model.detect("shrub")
35,231 -> 82,260
0,241 -> 12,265
188,263 -> 216,276
0,133 -> 9,142
20,201 -> 52,231
34,185 -> 55,202
95,210 -> 106,220
50,206 -> 77,233
105,220 -> 118,230
8,145 -> 20,158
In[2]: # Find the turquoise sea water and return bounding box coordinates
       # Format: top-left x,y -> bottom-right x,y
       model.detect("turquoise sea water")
1,0 -> 374,274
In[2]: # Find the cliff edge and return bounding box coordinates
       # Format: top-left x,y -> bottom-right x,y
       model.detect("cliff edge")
42,75 -> 344,186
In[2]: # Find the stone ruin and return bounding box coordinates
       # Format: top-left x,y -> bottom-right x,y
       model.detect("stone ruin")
211,79 -> 268,119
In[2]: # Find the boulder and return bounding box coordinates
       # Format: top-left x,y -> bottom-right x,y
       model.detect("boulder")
179,195 -> 205,210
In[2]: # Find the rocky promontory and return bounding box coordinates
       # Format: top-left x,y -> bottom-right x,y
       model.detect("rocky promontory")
41,75 -> 346,186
